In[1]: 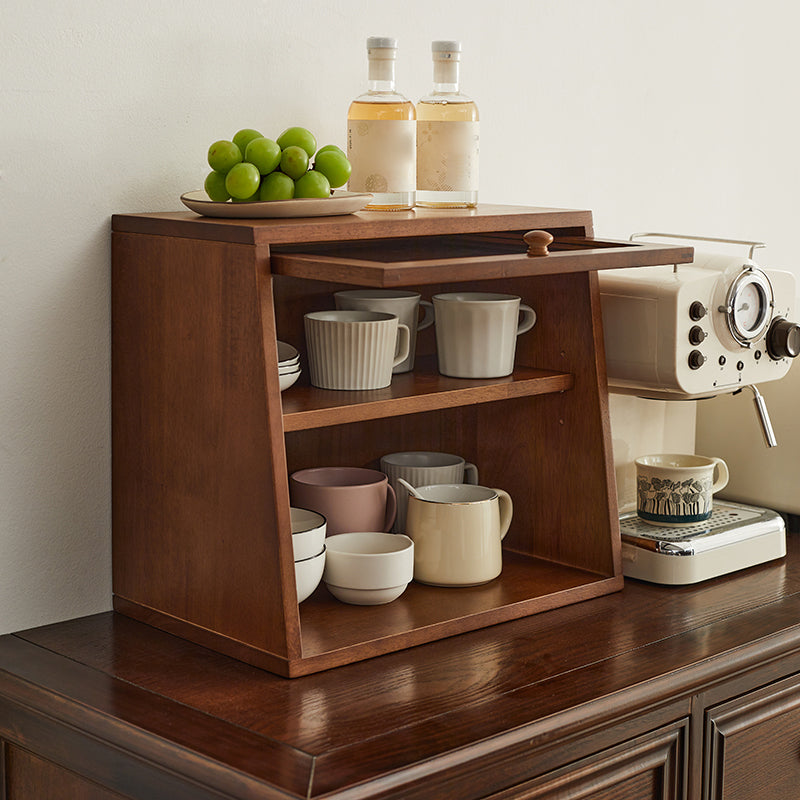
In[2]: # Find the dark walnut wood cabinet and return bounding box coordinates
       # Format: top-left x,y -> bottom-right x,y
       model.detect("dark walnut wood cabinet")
2,535 -> 800,799
108,204 -> 690,677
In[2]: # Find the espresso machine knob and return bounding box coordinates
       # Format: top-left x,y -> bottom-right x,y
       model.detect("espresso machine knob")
688,350 -> 706,370
766,318 -> 800,359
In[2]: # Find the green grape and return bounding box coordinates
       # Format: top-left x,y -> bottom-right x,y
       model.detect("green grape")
207,140 -> 242,173
232,128 -> 263,158
294,170 -> 331,199
225,162 -> 261,199
204,170 -> 231,201
280,145 -> 309,180
316,144 -> 345,157
313,149 -> 352,188
276,126 -> 317,157
245,137 -> 281,175
259,171 -> 295,201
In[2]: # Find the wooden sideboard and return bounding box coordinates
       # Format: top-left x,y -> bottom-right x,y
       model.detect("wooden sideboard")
2,529 -> 800,799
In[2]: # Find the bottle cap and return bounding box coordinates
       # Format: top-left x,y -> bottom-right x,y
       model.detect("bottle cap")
432,40 -> 461,52
367,36 -> 397,51
431,40 -> 461,60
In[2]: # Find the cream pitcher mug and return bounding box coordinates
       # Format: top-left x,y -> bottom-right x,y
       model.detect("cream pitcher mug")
404,483 -> 513,586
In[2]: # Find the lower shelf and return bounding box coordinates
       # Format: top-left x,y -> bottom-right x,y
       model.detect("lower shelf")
295,552 -> 622,675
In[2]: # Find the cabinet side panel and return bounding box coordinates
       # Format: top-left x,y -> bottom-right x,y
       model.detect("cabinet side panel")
112,233 -> 294,657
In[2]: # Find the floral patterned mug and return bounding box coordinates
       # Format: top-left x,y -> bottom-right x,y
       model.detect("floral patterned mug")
634,454 -> 729,526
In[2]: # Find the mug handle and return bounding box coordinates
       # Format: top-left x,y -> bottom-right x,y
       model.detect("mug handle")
492,488 -> 513,540
464,462 -> 479,485
392,323 -> 411,369
710,457 -> 729,493
417,300 -> 434,332
383,482 -> 397,532
516,304 -> 537,336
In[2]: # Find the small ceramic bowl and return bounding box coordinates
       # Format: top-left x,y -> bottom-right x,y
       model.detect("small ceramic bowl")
295,546 -> 326,603
277,340 -> 300,364
290,507 -> 327,561
279,368 -> 301,392
323,532 -> 414,605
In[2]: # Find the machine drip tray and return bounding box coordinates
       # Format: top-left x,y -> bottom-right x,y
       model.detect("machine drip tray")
620,499 -> 786,585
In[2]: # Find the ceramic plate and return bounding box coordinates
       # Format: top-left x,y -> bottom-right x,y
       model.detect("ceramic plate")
180,190 -> 372,219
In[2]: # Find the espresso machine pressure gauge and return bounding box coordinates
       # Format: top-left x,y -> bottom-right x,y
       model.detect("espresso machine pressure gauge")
720,267 -> 773,345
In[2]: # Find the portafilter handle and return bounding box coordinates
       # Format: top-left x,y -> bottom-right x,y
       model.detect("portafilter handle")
749,384 -> 778,448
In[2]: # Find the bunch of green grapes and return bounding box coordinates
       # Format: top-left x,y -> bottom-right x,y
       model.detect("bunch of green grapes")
204,126 -> 352,202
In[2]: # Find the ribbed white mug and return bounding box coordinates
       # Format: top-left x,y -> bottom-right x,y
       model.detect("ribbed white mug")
304,310 -> 410,390
334,289 -> 434,373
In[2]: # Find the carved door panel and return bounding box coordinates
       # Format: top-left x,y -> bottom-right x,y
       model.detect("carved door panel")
485,720 -> 687,800
704,673 -> 800,799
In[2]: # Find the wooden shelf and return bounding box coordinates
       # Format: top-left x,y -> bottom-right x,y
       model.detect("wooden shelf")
271,233 -> 693,287
296,551 -> 616,673
282,360 -> 573,431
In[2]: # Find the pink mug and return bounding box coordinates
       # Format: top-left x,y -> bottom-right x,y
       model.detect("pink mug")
289,467 -> 397,536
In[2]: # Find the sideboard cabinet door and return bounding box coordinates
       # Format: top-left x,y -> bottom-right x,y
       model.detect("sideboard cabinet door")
484,720 -> 687,800
704,672 -> 800,799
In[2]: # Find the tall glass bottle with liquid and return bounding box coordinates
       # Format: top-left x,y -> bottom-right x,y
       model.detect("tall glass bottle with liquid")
416,40 -> 479,208
347,36 -> 416,210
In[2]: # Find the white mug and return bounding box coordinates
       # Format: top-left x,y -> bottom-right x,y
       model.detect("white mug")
635,453 -> 729,526
406,483 -> 513,586
334,289 -> 434,373
432,292 -> 536,378
304,310 -> 410,390
380,451 -> 479,533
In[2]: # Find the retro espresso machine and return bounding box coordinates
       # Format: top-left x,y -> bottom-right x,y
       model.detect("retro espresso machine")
598,233 -> 800,584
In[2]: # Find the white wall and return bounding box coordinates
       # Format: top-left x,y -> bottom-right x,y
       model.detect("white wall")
3,0 -> 799,634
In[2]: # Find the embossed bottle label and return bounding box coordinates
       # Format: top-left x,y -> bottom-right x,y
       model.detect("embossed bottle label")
347,119 -> 416,194
417,121 -> 479,192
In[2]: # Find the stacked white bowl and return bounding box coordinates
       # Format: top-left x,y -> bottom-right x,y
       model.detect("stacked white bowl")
291,507 -> 326,602
278,340 -> 301,392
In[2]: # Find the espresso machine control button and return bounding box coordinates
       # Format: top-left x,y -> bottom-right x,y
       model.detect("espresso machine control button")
688,325 -> 706,346
688,350 -> 706,370
689,301 -> 707,321
766,317 -> 800,359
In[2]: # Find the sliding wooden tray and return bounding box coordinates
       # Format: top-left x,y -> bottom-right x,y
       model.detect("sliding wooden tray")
111,204 -> 692,676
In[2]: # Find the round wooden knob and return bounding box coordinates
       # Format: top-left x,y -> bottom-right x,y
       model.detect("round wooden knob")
524,230 -> 553,256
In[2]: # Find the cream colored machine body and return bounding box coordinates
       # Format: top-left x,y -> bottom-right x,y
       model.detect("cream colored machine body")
599,235 -> 800,584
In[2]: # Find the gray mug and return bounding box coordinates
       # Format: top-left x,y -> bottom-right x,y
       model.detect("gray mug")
380,451 -> 479,533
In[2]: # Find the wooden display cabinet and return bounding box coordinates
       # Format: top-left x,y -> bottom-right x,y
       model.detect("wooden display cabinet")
111,204 -> 692,677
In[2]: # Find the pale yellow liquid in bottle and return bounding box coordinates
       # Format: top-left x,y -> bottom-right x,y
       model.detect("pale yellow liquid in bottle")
347,99 -> 416,210
416,99 -> 479,208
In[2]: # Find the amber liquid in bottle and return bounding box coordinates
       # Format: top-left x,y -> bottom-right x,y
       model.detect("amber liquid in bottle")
347,37 -> 416,210
416,41 -> 479,208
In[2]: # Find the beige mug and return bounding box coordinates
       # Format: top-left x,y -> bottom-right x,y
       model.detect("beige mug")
406,483 -> 513,586
635,453 -> 729,526
334,289 -> 434,373
432,292 -> 536,378
304,310 -> 410,390
290,467 -> 397,536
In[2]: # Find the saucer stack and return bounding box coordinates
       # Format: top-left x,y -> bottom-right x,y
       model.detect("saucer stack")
277,340 -> 301,391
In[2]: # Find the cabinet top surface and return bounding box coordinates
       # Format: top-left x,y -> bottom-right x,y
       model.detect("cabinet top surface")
2,533 -> 800,798
111,203 -> 595,245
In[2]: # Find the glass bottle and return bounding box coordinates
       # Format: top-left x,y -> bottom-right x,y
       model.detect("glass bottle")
347,36 -> 416,211
416,40 -> 479,208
